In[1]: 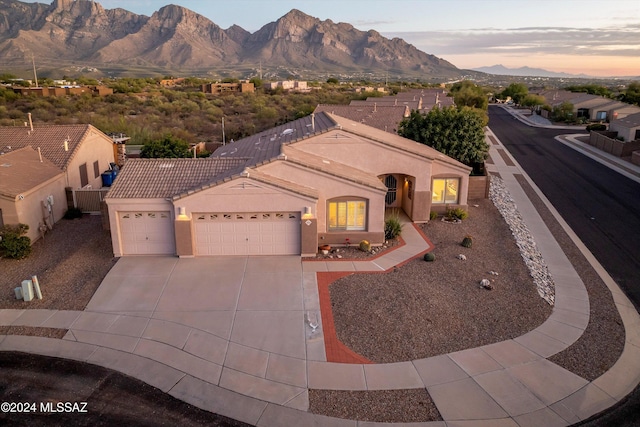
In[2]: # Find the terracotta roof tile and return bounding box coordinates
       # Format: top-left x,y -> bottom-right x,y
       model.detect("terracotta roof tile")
0,146 -> 63,198
0,124 -> 101,170
105,157 -> 248,199
314,104 -> 407,133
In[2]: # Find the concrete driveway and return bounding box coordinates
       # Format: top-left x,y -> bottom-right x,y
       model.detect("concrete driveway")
80,255 -> 318,413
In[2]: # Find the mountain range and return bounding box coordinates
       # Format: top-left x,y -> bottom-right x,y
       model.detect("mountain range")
472,64 -> 591,79
0,0 -> 463,79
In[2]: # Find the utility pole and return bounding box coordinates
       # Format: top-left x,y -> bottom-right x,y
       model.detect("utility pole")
222,116 -> 226,146
31,54 -> 39,88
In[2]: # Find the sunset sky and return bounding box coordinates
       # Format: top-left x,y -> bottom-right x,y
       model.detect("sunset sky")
23,0 -> 640,77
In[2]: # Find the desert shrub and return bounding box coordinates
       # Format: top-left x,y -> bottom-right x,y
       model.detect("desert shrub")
446,207 -> 468,221
0,224 -> 32,259
384,212 -> 403,240
586,123 -> 607,131
423,252 -> 435,262
430,211 -> 438,220
461,235 -> 473,248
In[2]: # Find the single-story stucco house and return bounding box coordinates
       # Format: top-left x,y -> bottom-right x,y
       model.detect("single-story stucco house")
105,112 -> 471,257
0,123 -> 117,190
0,147 -> 67,242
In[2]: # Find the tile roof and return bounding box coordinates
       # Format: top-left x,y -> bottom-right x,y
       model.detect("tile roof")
105,157 -> 248,199
314,104 -> 408,133
212,112 -> 337,167
0,124 -> 101,170
613,111 -> 640,128
0,146 -> 64,198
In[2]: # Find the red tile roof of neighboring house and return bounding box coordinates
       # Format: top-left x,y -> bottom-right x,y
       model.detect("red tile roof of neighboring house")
0,146 -> 63,198
0,124 -> 100,170
313,104 -> 408,134
105,157 -> 248,199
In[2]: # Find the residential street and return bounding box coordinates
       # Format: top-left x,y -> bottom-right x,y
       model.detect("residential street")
488,105 -> 640,307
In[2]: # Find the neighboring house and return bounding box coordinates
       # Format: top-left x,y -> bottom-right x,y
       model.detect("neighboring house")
0,147 -> 67,242
201,82 -> 255,94
105,112 -> 471,257
609,104 -> 640,121
0,124 -> 116,190
313,104 -> 410,134
610,112 -> 640,142
263,81 -> 308,91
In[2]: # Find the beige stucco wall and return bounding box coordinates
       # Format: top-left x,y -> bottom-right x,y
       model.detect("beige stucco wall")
259,161 -> 386,239
0,174 -> 67,242
294,130 -> 471,220
67,129 -> 116,189
174,177 -> 317,217
105,198 -> 173,257
295,131 -> 434,193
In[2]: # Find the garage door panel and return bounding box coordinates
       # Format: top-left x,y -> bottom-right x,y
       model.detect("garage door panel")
119,211 -> 174,255
195,212 -> 300,256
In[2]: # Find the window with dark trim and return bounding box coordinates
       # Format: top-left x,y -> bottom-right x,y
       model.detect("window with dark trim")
93,160 -> 100,178
79,163 -> 89,187
432,178 -> 460,204
327,198 -> 367,231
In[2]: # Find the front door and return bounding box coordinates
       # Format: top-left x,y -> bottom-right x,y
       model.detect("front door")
384,175 -> 398,206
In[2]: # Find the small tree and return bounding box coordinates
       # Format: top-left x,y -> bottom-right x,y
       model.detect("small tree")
520,94 -> 547,109
449,81 -> 488,110
551,102 -> 574,122
501,83 -> 528,104
398,106 -> 489,167
140,134 -> 191,158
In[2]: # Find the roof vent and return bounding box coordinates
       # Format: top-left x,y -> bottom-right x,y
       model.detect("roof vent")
281,128 -> 294,136
158,163 -> 174,168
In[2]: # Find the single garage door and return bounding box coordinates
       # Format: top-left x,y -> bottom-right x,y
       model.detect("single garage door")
119,211 -> 175,255
194,212 -> 300,256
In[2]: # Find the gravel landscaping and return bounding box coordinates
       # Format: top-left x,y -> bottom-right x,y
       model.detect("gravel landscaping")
0,214 -> 117,314
310,175 -> 626,423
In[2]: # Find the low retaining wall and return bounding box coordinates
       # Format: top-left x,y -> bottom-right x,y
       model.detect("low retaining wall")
590,131 -> 640,157
633,151 -> 640,166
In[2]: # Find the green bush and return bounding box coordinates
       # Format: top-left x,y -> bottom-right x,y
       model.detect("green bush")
384,213 -> 403,240
429,211 -> 438,220
446,207 -> 468,221
423,252 -> 435,262
0,224 -> 32,259
586,123 -> 606,131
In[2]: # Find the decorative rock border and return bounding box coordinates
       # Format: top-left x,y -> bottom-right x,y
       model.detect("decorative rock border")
489,175 -> 555,305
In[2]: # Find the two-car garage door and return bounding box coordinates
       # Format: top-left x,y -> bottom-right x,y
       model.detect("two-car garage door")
194,212 -> 300,256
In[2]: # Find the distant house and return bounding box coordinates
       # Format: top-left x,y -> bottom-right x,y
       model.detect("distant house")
0,147 -> 67,242
610,112 -> 640,142
105,112 -> 471,257
201,82 -> 255,94
0,123 -> 116,190
263,80 -> 308,92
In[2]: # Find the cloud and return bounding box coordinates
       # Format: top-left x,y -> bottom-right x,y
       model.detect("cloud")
386,23 -> 640,58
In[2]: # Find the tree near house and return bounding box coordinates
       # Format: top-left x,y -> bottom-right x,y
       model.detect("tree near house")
551,101 -> 574,123
500,83 -> 528,104
449,80 -> 488,109
520,94 -> 547,109
140,134 -> 192,158
398,106 -> 489,168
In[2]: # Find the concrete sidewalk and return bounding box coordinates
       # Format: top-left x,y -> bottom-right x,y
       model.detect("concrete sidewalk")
1,127 -> 640,425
